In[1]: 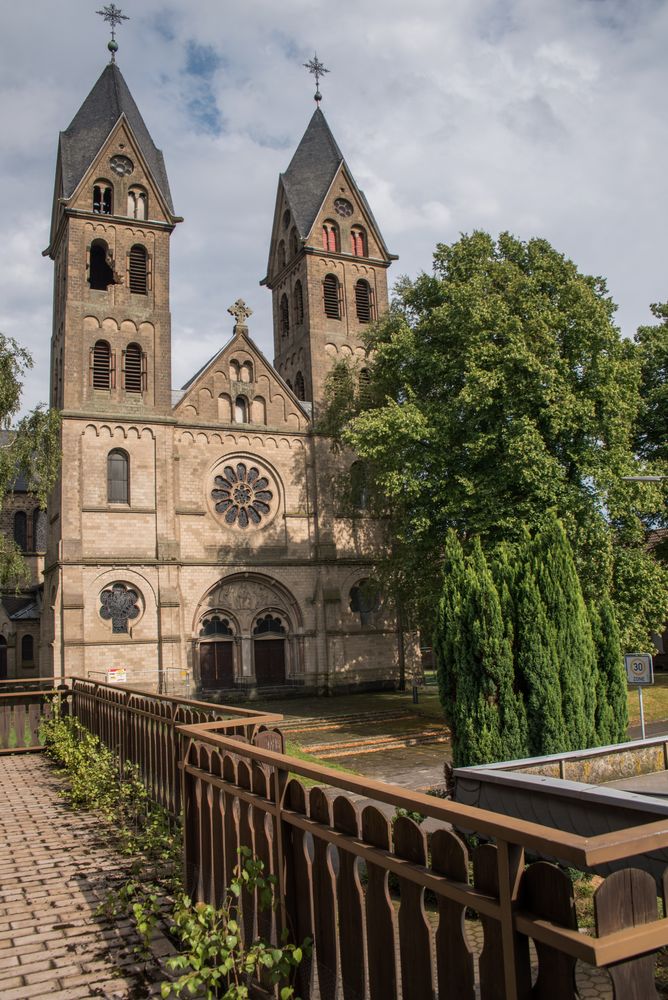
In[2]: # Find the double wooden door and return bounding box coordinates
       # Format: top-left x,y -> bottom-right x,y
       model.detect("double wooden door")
253,639 -> 285,687
199,641 -> 234,690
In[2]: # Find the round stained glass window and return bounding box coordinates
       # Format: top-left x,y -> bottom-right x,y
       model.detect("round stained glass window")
211,463 -> 274,529
334,197 -> 353,217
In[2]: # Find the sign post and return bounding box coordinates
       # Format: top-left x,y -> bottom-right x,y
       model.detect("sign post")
624,653 -> 654,740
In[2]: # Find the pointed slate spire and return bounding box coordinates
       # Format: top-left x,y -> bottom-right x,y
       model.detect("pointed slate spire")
281,107 -> 344,240
58,62 -> 174,213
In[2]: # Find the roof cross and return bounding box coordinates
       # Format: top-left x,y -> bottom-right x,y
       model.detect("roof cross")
96,4 -> 129,62
303,53 -> 329,104
228,299 -> 253,331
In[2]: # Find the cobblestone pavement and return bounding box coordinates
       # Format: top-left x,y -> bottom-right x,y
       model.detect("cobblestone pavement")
0,754 -> 173,999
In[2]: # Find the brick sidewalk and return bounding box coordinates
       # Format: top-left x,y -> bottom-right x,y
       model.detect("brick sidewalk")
0,754 -> 173,999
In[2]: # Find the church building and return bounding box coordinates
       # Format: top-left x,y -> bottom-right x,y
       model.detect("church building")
33,54 -> 417,695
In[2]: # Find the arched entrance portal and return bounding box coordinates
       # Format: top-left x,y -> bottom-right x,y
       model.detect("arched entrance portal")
198,614 -> 235,690
192,574 -> 303,691
253,614 -> 286,687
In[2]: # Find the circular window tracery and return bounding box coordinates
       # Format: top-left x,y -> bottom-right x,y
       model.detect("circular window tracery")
100,582 -> 141,633
211,463 -> 274,528
110,154 -> 134,176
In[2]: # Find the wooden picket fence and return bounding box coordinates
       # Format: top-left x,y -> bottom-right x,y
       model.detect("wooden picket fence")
0,679 -> 59,753
23,676 -> 664,998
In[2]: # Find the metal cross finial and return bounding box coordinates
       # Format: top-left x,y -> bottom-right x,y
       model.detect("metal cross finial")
228,299 -> 253,328
96,4 -> 129,62
304,53 -> 329,104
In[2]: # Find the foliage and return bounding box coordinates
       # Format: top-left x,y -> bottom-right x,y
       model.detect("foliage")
163,848 -> 309,1000
321,231 -> 665,647
634,302 -> 668,468
394,806 -> 426,824
435,518 -> 629,765
436,531 -> 527,766
43,706 -> 309,998
0,332 -> 60,587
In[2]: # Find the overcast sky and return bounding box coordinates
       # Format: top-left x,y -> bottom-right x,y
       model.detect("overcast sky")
1,0 -> 667,413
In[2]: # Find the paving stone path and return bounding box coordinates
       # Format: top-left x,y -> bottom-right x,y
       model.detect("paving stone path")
0,754 -> 173,999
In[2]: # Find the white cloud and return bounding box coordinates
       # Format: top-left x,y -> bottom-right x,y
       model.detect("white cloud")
1,0 -> 667,412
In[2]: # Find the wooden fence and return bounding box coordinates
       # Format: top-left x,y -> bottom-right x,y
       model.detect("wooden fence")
0,678 -> 60,753
69,677 -> 283,815
177,720 -> 668,1000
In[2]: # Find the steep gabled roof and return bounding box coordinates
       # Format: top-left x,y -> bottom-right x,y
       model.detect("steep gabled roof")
281,108 -> 344,239
59,62 -> 174,213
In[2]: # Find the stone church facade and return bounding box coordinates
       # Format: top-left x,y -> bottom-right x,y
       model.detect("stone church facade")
32,60 -> 417,696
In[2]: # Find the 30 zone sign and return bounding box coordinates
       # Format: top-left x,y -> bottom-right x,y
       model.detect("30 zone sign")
624,653 -> 653,686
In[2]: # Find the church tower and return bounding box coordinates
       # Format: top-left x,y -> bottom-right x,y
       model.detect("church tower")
262,107 -> 396,410
44,61 -> 181,418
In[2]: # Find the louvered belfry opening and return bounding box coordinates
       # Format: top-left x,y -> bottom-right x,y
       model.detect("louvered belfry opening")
92,340 -> 112,389
93,183 -> 112,215
295,370 -> 306,400
355,279 -> 373,323
129,244 -> 148,294
323,274 -> 341,319
280,293 -> 290,337
293,280 -> 304,325
89,240 -> 115,290
124,343 -> 143,393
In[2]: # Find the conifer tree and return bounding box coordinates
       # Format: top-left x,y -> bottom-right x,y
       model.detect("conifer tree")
435,534 -> 528,766
533,514 -> 598,750
591,597 -> 628,743
514,564 -> 565,755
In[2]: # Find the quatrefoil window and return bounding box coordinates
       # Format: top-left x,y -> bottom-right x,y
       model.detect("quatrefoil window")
100,583 -> 140,634
211,463 -> 274,528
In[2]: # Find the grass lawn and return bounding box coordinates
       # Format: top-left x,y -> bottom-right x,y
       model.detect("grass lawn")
627,670 -> 668,727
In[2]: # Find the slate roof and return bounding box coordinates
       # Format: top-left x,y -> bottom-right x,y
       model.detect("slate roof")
1,596 -> 40,621
59,62 -> 174,214
281,108 -> 344,239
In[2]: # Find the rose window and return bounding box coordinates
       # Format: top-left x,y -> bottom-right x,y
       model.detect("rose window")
100,583 -> 141,634
211,463 -> 274,528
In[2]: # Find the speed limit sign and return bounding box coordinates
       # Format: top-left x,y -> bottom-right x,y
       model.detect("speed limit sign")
624,654 -> 653,686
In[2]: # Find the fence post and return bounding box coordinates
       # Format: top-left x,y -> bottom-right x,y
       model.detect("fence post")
497,840 -> 531,1000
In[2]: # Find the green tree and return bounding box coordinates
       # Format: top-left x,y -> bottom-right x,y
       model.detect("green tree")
0,333 -> 60,586
326,231 -> 663,646
634,302 -> 668,467
435,533 -> 527,766
532,514 -> 597,749
589,597 -> 628,744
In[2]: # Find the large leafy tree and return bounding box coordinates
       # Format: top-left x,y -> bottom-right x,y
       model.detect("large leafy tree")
634,302 -> 668,467
324,231 -> 668,645
0,333 -> 60,587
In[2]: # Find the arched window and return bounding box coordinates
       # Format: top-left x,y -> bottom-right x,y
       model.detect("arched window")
290,228 -> 299,257
355,279 -> 373,323
322,220 -> 339,253
277,240 -> 286,269
323,274 -> 341,319
252,396 -> 266,424
21,635 -> 34,666
89,239 -> 115,290
13,511 -> 27,552
107,449 -> 129,504
280,293 -> 290,338
123,343 -> 145,393
200,615 -> 234,637
91,340 -> 114,390
359,367 -> 371,398
127,186 -> 148,220
240,361 -> 253,383
93,181 -> 113,215
229,360 -> 240,381
350,461 -> 369,510
350,579 -> 381,625
129,244 -> 148,294
286,378 -> 293,391
253,614 -> 286,635
351,226 -> 367,257
293,280 -> 304,325
32,510 -> 47,552
234,396 -> 248,423
294,370 -> 306,401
